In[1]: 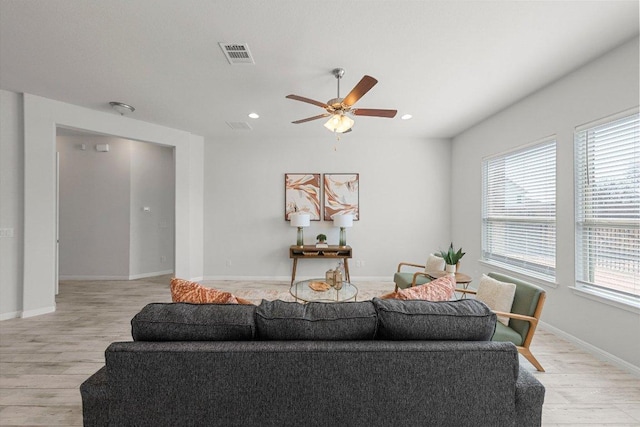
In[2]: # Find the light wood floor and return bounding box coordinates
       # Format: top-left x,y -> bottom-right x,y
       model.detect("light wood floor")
1,275 -> 639,426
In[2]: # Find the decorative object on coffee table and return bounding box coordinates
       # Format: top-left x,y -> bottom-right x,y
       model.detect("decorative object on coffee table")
290,213 -> 310,247
291,278 -> 357,303
333,213 -> 353,247
439,242 -> 465,273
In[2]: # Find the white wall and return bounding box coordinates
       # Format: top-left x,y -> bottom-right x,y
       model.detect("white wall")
57,135 -> 131,278
129,140 -> 175,278
0,92 -> 203,319
451,37 -> 640,370
204,135 -> 451,281
0,90 -> 23,319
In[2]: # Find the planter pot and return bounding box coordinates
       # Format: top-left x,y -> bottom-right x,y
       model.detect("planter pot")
445,264 -> 457,274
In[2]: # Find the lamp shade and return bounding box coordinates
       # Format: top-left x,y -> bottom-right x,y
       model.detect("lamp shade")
333,214 -> 353,228
324,114 -> 354,133
290,213 -> 311,227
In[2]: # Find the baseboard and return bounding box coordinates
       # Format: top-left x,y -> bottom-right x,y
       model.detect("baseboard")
21,305 -> 56,318
539,320 -> 640,377
128,270 -> 174,280
0,310 -> 22,321
59,271 -> 173,281
202,275 -> 393,282
59,275 -> 130,281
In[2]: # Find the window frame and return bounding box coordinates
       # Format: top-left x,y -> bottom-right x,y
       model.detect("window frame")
481,137 -> 557,282
574,108 -> 640,309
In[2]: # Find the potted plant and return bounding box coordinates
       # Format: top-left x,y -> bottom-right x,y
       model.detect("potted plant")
316,234 -> 327,246
439,243 -> 465,273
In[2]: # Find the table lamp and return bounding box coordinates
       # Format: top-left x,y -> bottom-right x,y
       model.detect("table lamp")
333,214 -> 353,247
290,213 -> 310,247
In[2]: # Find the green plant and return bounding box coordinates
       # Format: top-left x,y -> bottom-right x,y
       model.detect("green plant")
439,242 -> 465,265
316,234 -> 327,242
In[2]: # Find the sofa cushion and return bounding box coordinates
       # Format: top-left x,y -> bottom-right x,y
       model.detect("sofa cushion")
131,302 -> 256,341
256,300 -> 377,340
373,298 -> 496,340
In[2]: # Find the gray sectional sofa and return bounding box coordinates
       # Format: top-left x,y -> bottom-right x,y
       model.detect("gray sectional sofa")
80,298 -> 545,426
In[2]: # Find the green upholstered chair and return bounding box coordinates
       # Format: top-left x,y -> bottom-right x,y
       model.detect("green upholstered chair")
393,254 -> 457,291
459,272 -> 546,372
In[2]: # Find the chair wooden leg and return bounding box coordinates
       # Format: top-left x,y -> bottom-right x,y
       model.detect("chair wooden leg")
518,347 -> 545,372
394,284 -> 399,292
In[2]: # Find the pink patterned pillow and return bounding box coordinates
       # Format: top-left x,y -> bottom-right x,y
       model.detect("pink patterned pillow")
170,278 -> 240,304
395,275 -> 456,301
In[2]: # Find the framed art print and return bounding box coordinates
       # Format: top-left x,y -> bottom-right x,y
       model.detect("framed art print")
323,173 -> 359,220
285,173 -> 321,220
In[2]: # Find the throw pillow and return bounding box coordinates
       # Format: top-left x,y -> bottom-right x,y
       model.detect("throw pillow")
425,253 -> 446,272
170,277 -> 252,305
381,275 -> 456,302
397,275 -> 456,301
475,274 -> 516,326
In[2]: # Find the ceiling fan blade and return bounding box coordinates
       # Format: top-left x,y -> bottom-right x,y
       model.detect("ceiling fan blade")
353,108 -> 398,118
286,94 -> 329,109
292,113 -> 330,124
341,75 -> 378,107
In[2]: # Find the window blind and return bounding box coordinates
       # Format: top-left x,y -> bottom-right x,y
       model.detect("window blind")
575,112 -> 640,300
482,139 -> 556,279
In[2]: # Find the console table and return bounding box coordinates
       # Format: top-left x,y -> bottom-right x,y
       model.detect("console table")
289,245 -> 352,285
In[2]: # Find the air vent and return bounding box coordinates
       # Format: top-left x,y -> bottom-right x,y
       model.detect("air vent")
219,43 -> 255,64
225,121 -> 252,130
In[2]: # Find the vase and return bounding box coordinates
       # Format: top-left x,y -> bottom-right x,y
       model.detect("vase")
445,264 -> 457,274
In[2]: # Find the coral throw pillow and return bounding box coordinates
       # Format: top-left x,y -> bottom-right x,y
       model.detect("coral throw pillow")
381,275 -> 456,302
170,278 -> 252,305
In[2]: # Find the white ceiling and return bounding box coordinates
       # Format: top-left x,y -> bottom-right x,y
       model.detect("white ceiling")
1,0 -> 638,141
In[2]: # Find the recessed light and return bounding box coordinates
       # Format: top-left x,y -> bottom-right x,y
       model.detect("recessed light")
401,114 -> 413,120
248,112 -> 259,119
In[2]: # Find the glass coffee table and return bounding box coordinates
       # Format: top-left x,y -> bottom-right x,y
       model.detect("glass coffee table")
290,278 -> 358,303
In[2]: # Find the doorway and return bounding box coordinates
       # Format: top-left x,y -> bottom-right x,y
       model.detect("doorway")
56,128 -> 175,285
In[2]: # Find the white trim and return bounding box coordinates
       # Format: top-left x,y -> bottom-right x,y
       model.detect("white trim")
59,275 -> 130,281
21,305 -> 56,318
481,134 -> 556,162
570,286 -> 640,314
478,259 -> 558,288
128,270 -> 174,280
575,106 -> 639,131
0,311 -> 22,321
540,321 -> 640,378
202,275 -> 393,283
58,271 -> 174,281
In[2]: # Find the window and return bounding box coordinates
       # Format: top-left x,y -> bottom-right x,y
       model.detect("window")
482,139 -> 557,280
575,111 -> 639,305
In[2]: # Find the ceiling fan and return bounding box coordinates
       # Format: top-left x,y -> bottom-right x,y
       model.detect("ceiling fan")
286,68 -> 397,133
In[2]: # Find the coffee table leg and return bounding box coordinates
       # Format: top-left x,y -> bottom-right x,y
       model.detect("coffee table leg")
343,259 -> 351,282
291,259 -> 298,286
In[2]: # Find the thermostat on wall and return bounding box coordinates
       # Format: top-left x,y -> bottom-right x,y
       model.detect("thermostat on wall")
96,144 -> 110,152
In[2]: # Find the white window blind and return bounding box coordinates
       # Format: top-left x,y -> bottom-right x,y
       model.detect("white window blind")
482,139 -> 556,279
575,111 -> 640,302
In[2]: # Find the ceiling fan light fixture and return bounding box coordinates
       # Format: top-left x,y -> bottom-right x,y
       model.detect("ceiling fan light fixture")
324,113 -> 354,133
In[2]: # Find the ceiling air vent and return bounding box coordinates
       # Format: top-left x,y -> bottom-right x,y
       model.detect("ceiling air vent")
219,43 -> 255,64
225,121 -> 252,130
